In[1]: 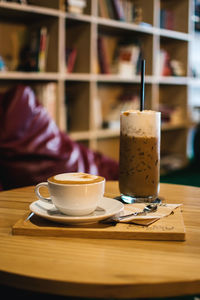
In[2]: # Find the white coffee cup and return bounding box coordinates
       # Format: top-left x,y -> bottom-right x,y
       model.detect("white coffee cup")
34,172 -> 105,216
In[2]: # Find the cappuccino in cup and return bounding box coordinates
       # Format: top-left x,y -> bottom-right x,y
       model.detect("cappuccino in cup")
35,172 -> 105,216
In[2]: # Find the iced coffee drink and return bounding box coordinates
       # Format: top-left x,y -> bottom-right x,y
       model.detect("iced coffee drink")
119,110 -> 161,202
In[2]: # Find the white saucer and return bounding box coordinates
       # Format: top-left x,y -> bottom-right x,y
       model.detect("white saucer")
29,197 -> 124,225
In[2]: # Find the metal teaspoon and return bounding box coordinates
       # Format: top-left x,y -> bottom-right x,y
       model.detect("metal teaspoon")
113,203 -> 158,221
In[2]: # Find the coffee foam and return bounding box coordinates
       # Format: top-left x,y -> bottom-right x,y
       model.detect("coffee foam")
48,172 -> 104,184
121,110 -> 161,137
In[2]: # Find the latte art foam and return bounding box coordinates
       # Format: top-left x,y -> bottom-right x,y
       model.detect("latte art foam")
48,172 -> 104,184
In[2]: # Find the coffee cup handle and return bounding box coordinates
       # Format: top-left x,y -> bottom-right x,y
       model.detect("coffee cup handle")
35,182 -> 52,203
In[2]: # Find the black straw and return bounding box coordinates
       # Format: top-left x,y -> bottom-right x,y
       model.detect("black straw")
140,59 -> 145,111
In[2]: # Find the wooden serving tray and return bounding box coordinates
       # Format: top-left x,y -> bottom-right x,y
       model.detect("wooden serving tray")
12,207 -> 186,241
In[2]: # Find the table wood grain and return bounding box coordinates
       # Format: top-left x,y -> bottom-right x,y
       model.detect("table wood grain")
0,182 -> 200,299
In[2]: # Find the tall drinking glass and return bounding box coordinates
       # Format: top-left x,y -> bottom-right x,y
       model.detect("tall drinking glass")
119,110 -> 161,203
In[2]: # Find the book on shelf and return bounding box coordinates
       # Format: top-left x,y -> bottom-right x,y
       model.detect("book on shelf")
159,49 -> 185,76
38,27 -> 48,72
98,0 -> 110,19
195,1 -> 200,31
97,35 -> 142,76
33,83 -> 57,122
97,36 -> 111,74
111,0 -> 125,21
66,48 -> 77,73
29,28 -> 40,71
65,0 -> 86,14
17,26 -> 48,72
160,9 -> 174,30
114,40 -> 142,76
159,49 -> 172,76
98,0 -> 144,24
105,0 -> 116,20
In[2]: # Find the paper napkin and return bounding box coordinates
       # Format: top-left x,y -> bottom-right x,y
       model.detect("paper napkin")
112,203 -> 182,226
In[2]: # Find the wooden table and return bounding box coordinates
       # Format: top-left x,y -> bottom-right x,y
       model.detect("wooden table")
0,182 -> 200,299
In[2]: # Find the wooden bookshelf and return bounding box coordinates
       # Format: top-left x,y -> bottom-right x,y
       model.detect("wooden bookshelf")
0,0 -> 196,173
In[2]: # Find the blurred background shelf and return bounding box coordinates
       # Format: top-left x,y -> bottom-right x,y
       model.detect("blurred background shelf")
0,0 -> 199,174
